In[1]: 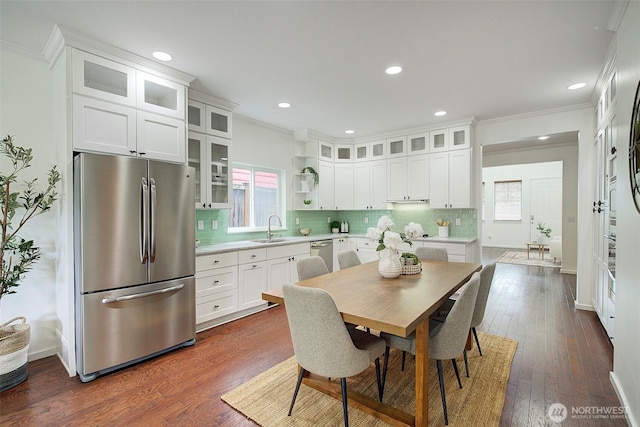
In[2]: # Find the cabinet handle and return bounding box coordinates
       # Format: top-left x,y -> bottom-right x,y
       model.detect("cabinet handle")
252,264 -> 258,268
610,316 -> 615,319
129,150 -> 136,154
139,152 -> 146,156
213,280 -> 220,284
202,203 -> 207,208
208,203 -> 212,208
214,305 -> 220,309
213,260 -> 220,263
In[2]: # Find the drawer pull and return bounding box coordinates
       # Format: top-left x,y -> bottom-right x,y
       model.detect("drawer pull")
251,254 -> 257,258
213,260 -> 220,263
213,305 -> 220,309
213,280 -> 220,284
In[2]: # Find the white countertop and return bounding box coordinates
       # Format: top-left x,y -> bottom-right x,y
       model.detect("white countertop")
195,233 -> 476,255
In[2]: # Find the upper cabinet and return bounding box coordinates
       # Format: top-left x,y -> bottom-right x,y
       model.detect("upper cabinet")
430,125 -> 470,152
407,132 -> 430,155
334,144 -> 353,163
386,136 -> 407,158
187,90 -> 237,209
69,48 -> 191,163
429,149 -> 471,208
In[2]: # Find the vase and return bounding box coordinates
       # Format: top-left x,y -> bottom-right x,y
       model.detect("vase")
378,249 -> 402,279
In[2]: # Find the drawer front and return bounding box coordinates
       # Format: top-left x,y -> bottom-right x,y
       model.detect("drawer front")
238,248 -> 267,264
356,238 -> 377,250
267,242 -> 310,259
196,290 -> 237,324
196,266 -> 237,297
196,251 -> 237,272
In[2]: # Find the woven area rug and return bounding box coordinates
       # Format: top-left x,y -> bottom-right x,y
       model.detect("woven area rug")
496,250 -> 557,268
221,332 -> 517,426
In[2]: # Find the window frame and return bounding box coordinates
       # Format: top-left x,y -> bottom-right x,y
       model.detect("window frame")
494,180 -> 522,221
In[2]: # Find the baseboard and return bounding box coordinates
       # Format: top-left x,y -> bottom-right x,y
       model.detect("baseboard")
610,371 -> 638,426
575,301 -> 595,311
27,346 -> 57,362
55,327 -> 75,377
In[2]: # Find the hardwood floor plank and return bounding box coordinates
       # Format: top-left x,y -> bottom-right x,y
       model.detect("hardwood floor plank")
0,249 -> 625,426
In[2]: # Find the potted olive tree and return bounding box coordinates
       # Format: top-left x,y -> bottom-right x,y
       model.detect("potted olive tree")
0,135 -> 60,391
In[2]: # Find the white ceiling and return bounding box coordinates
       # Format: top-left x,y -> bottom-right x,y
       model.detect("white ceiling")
0,1 -> 617,140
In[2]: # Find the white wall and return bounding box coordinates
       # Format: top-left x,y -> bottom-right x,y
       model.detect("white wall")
482,162 -> 562,249
0,46 -> 59,361
610,1 -> 640,424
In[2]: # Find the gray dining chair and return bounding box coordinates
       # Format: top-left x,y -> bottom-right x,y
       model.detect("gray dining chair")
380,272 -> 481,425
283,283 -> 386,427
337,250 -> 361,270
296,255 -> 329,281
415,246 -> 448,261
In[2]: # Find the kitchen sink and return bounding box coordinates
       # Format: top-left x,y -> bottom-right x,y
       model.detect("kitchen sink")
251,238 -> 286,243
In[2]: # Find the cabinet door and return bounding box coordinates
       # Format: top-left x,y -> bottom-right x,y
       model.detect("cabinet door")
429,152 -> 450,208
290,253 -> 309,283
72,94 -> 137,156
370,140 -> 386,159
370,160 -> 388,209
136,111 -> 186,163
334,163 -> 354,209
386,136 -> 407,158
449,125 -> 471,151
334,144 -> 353,163
354,143 -> 369,162
408,132 -> 430,155
187,100 -> 207,133
136,71 -> 185,119
206,104 -> 232,139
206,136 -> 232,209
72,49 -> 136,107
188,132 -> 208,209
267,257 -> 292,289
238,261 -> 267,310
386,157 -> 407,201
318,160 -> 334,209
449,149 -> 471,208
318,141 -> 334,161
354,162 -> 371,210
430,129 -> 449,152
407,154 -> 429,200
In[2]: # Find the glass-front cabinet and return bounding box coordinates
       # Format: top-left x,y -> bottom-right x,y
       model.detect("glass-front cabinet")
188,132 -> 231,209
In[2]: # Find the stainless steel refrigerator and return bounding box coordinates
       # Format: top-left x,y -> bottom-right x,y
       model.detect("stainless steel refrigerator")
73,152 -> 196,382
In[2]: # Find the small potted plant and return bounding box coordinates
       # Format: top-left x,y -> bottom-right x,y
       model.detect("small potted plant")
303,199 -> 312,208
536,222 -> 552,244
330,220 -> 341,233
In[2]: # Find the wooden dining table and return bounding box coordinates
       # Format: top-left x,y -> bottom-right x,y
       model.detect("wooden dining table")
262,259 -> 482,427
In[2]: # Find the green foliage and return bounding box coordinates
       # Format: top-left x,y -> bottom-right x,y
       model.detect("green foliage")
401,252 -> 420,265
536,222 -> 552,238
301,166 -> 319,187
1,135 -> 61,301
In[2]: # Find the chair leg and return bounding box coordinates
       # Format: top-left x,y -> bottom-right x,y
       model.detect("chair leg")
401,351 -> 406,371
463,349 -> 469,378
436,360 -> 449,425
381,347 -> 390,400
451,358 -> 462,389
472,327 -> 483,356
340,377 -> 349,427
374,357 -> 383,402
288,367 -> 306,416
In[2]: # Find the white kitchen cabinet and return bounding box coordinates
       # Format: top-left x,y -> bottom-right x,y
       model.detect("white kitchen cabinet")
407,132 -> 430,155
334,163 -> 354,210
318,141 -> 334,161
370,140 -> 387,159
421,240 -> 474,262
136,70 -> 185,119
188,132 -> 231,209
195,251 -> 238,330
267,242 -> 310,284
318,160 -> 335,210
238,248 -> 268,311
72,49 -> 136,106
354,143 -> 369,162
355,160 -> 387,210
334,144 -> 353,163
72,94 -> 137,156
187,100 -> 207,133
206,104 -> 233,139
333,237 -> 356,271
429,149 -> 471,208
354,237 -> 378,263
136,111 -> 186,163
430,126 -> 471,152
387,155 -> 429,201
386,136 -> 407,158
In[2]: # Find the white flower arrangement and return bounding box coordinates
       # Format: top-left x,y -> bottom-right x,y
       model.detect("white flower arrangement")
366,215 -> 422,252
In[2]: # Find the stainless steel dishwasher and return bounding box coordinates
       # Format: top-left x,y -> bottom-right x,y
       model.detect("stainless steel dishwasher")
310,239 -> 334,272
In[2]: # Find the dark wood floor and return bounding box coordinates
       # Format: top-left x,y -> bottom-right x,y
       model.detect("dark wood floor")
0,248 -> 625,426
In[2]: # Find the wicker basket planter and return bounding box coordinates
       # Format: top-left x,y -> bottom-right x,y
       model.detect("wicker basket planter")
0,317 -> 30,392
401,262 -> 422,275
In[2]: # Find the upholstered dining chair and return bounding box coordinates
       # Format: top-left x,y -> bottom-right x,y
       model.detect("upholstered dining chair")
337,250 -> 361,270
282,283 -> 386,427
415,246 -> 448,261
296,255 -> 329,281
469,261 -> 496,356
380,273 -> 481,425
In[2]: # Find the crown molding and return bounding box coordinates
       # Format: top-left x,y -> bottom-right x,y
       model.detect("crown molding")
188,88 -> 238,112
607,0 -> 629,32
476,104 -> 591,127
1,40 -> 47,62
235,113 -> 293,136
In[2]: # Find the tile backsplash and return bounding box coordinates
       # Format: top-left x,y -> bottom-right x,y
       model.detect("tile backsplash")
196,206 -> 477,246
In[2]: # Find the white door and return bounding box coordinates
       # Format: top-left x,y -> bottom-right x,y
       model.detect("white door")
530,177 -> 562,241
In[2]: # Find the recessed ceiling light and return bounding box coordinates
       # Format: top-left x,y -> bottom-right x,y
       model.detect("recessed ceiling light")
385,66 -> 402,75
278,102 -> 291,108
345,130 -> 355,134
434,111 -> 447,117
538,136 -> 550,140
152,51 -> 172,61
568,82 -> 586,90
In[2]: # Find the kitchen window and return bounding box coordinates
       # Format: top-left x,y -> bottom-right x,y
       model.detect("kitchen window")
228,164 -> 284,231
494,180 -> 522,221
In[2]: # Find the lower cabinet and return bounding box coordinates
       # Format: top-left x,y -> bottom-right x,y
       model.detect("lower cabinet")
195,252 -> 238,327
238,248 -> 268,311
421,241 -> 474,262
333,237 -> 356,271
354,237 -> 378,263
267,243 -> 310,284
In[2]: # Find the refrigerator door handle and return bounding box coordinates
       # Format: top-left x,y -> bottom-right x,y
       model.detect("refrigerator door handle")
141,177 -> 149,264
101,284 -> 185,304
149,177 -> 157,263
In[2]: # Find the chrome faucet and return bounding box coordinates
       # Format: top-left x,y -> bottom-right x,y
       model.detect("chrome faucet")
267,214 -> 282,241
